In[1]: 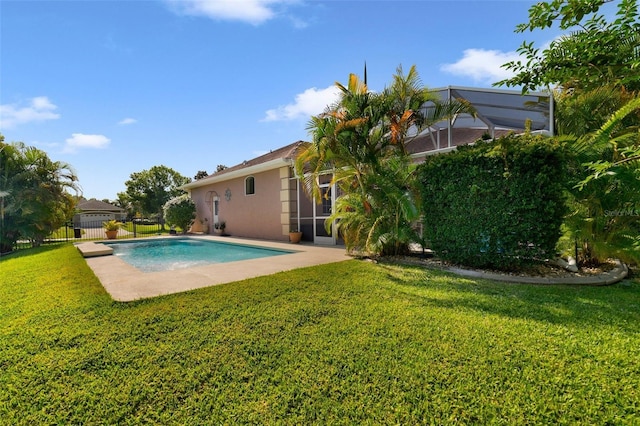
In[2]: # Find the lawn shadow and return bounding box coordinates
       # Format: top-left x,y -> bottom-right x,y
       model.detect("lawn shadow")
0,242 -> 66,261
379,262 -> 640,333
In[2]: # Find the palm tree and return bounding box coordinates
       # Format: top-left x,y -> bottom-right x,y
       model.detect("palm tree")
0,138 -> 79,252
559,94 -> 640,265
296,65 -> 475,256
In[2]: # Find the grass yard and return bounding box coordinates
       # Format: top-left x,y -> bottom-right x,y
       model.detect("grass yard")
1,244 -> 639,424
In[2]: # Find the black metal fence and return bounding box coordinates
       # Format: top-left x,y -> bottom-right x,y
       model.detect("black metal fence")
4,219 -> 167,254
59,219 -> 165,241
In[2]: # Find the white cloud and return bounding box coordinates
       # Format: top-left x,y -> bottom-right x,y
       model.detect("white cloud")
287,14 -> 308,29
441,48 -> 521,85
0,96 -> 60,129
164,0 -> 291,25
63,133 -> 111,153
262,85 -> 340,122
118,117 -> 137,125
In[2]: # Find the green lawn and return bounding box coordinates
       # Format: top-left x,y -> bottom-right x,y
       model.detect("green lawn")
1,245 -> 639,424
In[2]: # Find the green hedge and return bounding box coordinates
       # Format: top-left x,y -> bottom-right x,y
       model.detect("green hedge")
417,133 -> 567,269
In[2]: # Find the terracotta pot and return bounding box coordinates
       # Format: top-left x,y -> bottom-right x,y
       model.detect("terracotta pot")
105,230 -> 118,239
289,231 -> 303,244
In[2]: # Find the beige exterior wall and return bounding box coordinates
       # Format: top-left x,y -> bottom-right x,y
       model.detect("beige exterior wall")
189,167 -> 295,241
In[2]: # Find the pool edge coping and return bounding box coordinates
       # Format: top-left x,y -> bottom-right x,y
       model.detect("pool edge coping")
81,235 -> 350,302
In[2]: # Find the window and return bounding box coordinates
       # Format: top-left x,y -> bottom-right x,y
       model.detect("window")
245,176 -> 255,195
321,187 -> 332,214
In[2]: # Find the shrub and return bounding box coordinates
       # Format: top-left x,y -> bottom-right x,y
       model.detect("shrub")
163,195 -> 196,233
417,133 -> 567,269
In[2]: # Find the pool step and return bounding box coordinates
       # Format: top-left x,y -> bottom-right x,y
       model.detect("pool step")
76,242 -> 114,258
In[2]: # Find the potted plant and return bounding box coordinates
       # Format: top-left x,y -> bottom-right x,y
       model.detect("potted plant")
200,218 -> 209,234
214,221 -> 226,235
102,219 -> 122,239
289,227 -> 303,244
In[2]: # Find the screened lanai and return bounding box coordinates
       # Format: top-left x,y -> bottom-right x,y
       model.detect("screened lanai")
406,86 -> 553,156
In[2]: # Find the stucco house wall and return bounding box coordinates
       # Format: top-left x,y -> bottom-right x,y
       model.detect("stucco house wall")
183,141 -> 307,242
189,166 -> 295,241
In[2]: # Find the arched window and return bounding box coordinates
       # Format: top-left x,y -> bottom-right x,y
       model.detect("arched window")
245,176 -> 255,195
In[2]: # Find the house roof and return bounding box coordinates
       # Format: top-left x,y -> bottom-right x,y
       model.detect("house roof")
183,87 -> 553,190
215,140 -> 308,177
77,199 -> 124,212
425,86 -> 552,133
182,140 -> 309,190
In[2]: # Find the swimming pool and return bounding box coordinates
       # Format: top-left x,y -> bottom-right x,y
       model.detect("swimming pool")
103,237 -> 295,272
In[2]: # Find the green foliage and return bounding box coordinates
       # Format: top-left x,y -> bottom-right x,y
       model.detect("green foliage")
418,134 -> 568,269
0,135 -> 79,253
1,245 -> 639,423
102,219 -> 122,231
297,65 -> 474,255
498,0 -> 640,92
193,170 -> 209,180
554,86 -> 640,136
118,165 -> 190,225
560,96 -> 640,265
515,0 -> 607,32
113,192 -> 134,219
163,194 -> 196,233
330,155 -> 421,256
503,0 -> 640,265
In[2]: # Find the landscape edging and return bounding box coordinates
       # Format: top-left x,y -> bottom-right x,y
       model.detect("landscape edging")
444,260 -> 629,286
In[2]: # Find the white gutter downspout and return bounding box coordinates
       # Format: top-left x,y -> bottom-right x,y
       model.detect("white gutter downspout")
447,86 -> 453,148
296,176 -> 301,232
549,90 -> 555,136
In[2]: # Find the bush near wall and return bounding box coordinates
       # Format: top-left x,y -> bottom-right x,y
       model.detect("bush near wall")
417,133 -> 568,269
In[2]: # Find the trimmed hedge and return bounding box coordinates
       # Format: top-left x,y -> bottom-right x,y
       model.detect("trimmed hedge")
417,133 -> 567,269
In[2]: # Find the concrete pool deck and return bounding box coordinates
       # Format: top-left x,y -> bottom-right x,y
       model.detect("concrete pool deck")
80,235 -> 350,302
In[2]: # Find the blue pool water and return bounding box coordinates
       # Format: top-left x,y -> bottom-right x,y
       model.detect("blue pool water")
103,238 -> 294,273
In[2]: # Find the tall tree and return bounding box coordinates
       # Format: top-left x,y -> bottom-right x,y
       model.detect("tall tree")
0,135 -> 78,252
119,165 -> 190,227
497,0 -> 640,93
114,192 -> 135,220
296,65 -> 474,255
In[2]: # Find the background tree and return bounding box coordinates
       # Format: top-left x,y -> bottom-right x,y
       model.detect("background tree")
215,164 -> 228,173
497,0 -> 640,93
119,165 -> 190,228
194,170 -> 209,180
0,135 -> 79,253
113,192 -> 135,220
163,194 -> 196,233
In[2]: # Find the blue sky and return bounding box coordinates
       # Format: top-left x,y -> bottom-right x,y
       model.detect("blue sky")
1,0 -> 561,201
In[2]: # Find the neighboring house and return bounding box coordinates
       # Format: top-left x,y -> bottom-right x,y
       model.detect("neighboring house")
74,199 -> 126,228
184,86 -> 553,245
